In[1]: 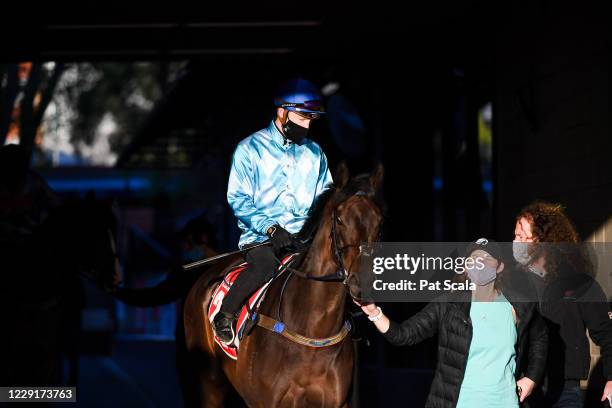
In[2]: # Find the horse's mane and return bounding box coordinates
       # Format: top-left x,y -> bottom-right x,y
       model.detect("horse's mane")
296,186 -> 337,242
295,173 -> 384,243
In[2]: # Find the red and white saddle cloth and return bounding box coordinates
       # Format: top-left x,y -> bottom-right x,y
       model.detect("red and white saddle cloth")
207,253 -> 299,360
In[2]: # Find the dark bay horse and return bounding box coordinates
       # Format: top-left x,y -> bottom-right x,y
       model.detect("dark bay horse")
0,196 -> 121,386
184,163 -> 383,408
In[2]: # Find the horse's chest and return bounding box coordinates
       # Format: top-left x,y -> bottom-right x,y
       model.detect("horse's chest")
235,334 -> 352,407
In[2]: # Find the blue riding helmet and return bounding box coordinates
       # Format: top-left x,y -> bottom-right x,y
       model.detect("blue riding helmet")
274,78 -> 326,119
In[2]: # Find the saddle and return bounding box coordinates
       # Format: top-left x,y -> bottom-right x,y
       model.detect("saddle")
207,253 -> 299,360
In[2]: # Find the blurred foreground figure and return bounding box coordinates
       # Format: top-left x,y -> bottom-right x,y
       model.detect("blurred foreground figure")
0,164 -> 119,387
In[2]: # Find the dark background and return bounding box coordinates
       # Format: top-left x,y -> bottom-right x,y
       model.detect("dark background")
0,0 -> 610,406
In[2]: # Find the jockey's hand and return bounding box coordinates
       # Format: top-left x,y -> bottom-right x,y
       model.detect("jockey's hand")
267,225 -> 294,255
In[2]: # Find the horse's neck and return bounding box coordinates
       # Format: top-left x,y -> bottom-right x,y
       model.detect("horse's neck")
282,225 -> 347,338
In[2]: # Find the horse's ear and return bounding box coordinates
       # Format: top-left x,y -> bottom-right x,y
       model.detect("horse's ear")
334,161 -> 350,190
370,163 -> 384,192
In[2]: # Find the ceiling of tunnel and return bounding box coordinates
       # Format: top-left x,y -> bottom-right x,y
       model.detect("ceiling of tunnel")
1,1 -> 494,61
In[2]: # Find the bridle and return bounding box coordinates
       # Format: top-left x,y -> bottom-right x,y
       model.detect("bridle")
286,191 -> 380,285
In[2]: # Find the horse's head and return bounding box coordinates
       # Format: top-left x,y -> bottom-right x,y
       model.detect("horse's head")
323,162 -> 384,302
46,194 -> 122,291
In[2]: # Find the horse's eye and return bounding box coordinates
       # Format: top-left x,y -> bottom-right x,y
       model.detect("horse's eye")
336,216 -> 343,225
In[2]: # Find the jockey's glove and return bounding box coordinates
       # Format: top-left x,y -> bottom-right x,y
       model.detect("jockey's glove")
267,224 -> 293,255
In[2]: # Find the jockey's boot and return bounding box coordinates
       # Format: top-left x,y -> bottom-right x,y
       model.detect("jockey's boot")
213,311 -> 236,345
213,246 -> 277,346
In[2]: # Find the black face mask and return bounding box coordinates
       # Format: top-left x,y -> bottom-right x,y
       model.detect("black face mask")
282,118 -> 309,144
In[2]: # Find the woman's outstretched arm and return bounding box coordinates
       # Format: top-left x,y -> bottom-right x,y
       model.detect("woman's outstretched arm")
357,301 -> 441,346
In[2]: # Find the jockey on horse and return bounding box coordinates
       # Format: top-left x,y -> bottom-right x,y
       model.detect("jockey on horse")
212,78 -> 333,345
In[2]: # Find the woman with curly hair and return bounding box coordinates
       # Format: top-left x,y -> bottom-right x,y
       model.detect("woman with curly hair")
513,201 -> 612,407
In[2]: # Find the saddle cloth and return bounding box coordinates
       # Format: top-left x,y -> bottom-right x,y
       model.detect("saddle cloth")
207,253 -> 298,360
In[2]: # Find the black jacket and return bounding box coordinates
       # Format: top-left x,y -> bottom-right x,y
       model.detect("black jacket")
382,289 -> 548,408
524,267 -> 612,382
